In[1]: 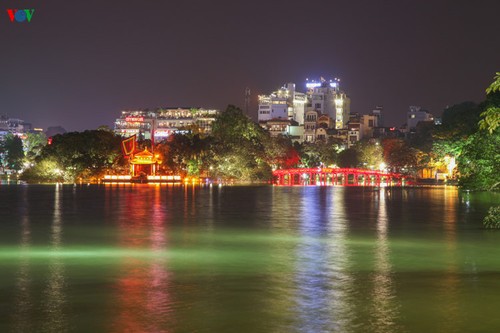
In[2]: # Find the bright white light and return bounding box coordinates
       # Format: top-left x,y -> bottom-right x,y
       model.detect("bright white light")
306,82 -> 321,88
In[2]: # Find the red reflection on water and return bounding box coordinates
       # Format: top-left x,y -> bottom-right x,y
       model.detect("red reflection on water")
111,185 -> 174,333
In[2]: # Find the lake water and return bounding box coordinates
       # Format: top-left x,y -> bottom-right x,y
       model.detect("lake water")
0,184 -> 499,332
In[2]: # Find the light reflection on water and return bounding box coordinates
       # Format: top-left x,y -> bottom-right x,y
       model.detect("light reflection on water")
11,187 -> 32,333
293,187 -> 352,333
371,188 -> 401,333
1,184 -> 500,332
42,184 -> 68,333
112,185 -> 174,333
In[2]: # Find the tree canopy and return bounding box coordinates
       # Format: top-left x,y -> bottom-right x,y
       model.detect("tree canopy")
479,72 -> 500,134
21,130 -> 126,183
2,134 -> 24,173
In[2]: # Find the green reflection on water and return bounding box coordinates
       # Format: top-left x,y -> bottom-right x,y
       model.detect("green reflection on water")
2,185 -> 500,332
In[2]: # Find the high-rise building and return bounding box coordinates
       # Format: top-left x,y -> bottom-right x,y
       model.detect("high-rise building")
305,78 -> 350,129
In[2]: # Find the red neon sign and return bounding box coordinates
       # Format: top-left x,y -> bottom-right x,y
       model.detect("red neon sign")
125,116 -> 144,122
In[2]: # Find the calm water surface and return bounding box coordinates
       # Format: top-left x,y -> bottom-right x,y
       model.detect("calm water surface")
0,184 -> 499,332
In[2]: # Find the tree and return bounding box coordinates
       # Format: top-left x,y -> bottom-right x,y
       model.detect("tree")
479,72 -> 500,134
409,121 -> 434,153
23,132 -> 46,163
440,101 -> 481,136
382,138 -> 419,173
355,141 -> 383,169
22,130 -> 126,183
457,130 -> 500,190
297,140 -> 340,167
263,135 -> 299,169
337,148 -> 359,168
157,133 -> 213,177
3,134 -> 24,173
430,101 -> 482,178
210,105 -> 271,181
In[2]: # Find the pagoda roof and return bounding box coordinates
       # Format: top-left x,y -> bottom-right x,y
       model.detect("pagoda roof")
131,147 -> 160,165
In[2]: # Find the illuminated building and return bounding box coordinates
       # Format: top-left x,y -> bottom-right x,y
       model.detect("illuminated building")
0,115 -> 32,139
306,77 -> 350,129
258,83 -> 307,124
304,110 -> 319,142
347,123 -> 361,148
286,124 -> 304,143
260,118 -> 295,138
257,95 -> 287,121
257,78 -> 351,142
114,107 -> 219,142
129,147 -> 161,177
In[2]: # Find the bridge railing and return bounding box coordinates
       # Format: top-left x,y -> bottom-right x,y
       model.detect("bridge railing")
272,168 -> 408,186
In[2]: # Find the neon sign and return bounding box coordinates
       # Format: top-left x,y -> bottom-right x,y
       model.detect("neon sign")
306,82 -> 321,88
125,116 -> 144,122
305,82 -> 337,88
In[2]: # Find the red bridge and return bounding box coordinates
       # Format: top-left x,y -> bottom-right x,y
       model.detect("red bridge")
273,168 -> 409,186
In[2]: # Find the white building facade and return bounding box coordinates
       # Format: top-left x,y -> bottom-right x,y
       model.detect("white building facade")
114,107 -> 219,142
258,83 -> 307,124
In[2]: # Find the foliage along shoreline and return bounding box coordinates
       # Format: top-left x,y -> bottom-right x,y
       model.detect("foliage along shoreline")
0,74 -> 498,192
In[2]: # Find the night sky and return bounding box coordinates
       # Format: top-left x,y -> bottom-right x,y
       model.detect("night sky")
1,0 -> 499,131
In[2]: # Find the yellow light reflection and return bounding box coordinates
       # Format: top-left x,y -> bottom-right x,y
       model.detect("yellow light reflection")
370,188 -> 401,332
42,184 -> 68,332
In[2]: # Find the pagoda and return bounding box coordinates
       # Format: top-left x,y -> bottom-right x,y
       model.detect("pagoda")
129,147 -> 161,178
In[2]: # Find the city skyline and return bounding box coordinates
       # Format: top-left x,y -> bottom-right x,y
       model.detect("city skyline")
1,0 -> 499,131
